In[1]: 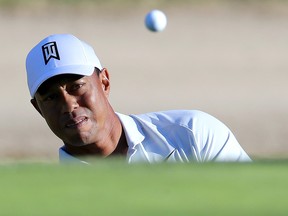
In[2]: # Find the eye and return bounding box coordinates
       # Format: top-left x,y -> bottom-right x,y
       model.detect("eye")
43,93 -> 58,101
70,82 -> 86,93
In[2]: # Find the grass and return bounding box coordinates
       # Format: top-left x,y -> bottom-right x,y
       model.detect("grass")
0,160 -> 287,216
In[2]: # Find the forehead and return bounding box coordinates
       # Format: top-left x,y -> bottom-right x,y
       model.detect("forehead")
37,74 -> 85,95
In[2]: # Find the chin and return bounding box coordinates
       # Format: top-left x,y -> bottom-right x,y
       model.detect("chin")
63,126 -> 96,144
62,134 -> 93,147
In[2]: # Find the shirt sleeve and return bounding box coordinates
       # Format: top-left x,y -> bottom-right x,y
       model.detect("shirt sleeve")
190,111 -> 252,162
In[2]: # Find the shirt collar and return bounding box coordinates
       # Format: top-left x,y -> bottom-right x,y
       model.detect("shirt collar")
115,112 -> 145,148
59,146 -> 89,164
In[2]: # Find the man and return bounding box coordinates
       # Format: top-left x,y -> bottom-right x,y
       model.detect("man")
26,34 -> 251,163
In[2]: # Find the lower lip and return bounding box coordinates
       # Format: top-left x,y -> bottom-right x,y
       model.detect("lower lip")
66,118 -> 88,129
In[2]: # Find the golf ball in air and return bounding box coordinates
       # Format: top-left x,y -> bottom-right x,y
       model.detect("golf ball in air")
145,10 -> 167,32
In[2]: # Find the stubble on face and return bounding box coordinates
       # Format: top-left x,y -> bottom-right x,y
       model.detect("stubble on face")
35,72 -> 111,148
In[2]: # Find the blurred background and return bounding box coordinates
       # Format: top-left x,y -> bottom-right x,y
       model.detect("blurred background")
0,0 -> 288,162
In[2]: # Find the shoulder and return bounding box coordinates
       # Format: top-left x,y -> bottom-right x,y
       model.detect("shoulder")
130,110 -> 228,132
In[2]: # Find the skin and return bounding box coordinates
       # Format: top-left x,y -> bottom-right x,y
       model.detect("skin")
31,68 -> 128,158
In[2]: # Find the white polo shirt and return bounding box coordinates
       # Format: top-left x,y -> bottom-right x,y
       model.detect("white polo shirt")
59,110 -> 251,163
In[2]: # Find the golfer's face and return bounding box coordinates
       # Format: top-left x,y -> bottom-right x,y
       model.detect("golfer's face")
34,72 -> 109,146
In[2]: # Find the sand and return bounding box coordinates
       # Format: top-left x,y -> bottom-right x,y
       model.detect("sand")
1,2 -> 288,161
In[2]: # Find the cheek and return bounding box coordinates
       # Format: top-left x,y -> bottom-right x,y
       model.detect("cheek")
80,88 -> 107,117
79,92 -> 96,109
81,84 -> 104,108
43,111 -> 59,129
39,104 -> 60,128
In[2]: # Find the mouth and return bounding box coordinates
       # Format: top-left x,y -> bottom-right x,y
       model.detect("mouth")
65,116 -> 88,128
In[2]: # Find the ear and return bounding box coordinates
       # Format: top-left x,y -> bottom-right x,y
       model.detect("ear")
99,68 -> 110,97
30,98 -> 43,117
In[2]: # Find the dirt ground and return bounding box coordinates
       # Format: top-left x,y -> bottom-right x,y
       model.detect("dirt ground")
1,2 -> 288,161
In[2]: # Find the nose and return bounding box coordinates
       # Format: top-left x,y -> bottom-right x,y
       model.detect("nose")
61,91 -> 79,114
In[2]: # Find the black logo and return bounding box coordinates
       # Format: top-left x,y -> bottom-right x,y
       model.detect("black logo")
42,41 -> 60,65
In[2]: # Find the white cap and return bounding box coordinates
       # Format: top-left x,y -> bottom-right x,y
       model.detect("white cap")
26,34 -> 103,98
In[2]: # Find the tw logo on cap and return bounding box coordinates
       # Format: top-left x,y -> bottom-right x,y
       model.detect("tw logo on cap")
42,41 -> 60,65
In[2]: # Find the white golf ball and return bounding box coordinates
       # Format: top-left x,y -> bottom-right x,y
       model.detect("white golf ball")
145,10 -> 167,32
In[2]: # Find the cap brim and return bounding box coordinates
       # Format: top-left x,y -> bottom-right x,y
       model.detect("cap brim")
30,65 -> 94,98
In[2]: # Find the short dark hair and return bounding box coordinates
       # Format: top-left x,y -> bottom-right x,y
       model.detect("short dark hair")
95,67 -> 101,76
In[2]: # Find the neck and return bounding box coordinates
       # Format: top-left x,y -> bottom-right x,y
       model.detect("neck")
110,126 -> 128,156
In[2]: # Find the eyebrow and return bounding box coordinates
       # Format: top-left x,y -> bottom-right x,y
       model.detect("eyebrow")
37,74 -> 84,96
